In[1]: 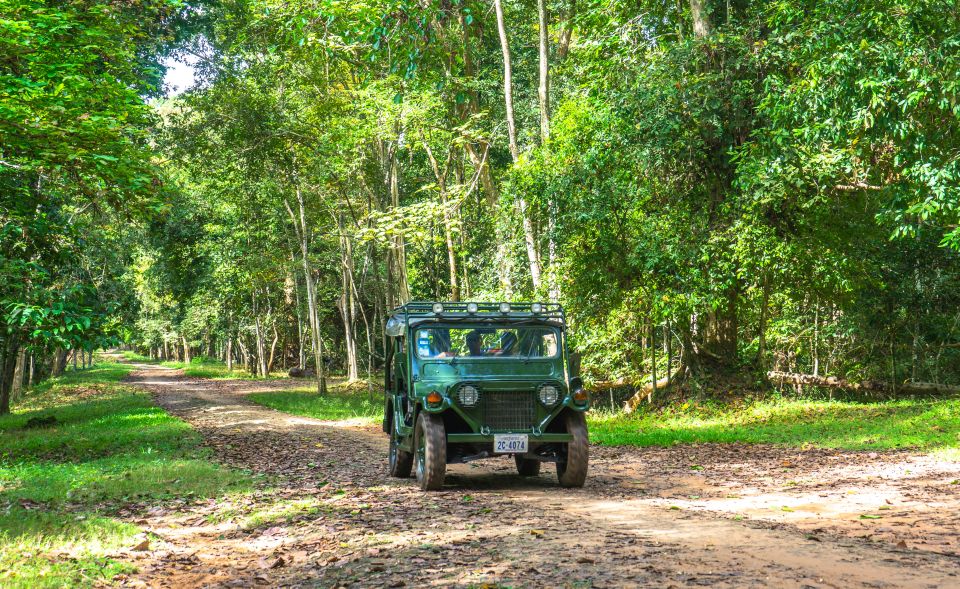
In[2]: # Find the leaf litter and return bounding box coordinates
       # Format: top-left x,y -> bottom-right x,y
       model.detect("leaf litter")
110,364 -> 960,588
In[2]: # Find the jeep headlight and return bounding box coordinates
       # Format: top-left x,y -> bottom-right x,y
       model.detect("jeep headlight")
537,384 -> 560,407
458,384 -> 480,407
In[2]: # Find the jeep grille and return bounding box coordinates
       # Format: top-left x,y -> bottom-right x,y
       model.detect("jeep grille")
481,391 -> 536,432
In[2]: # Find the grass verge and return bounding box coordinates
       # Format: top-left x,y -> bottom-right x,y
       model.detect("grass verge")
248,381 -> 381,423
245,380 -> 959,455
0,360 -> 251,588
590,397 -> 960,452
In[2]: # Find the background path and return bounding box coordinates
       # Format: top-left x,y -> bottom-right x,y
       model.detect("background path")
120,364 -> 960,588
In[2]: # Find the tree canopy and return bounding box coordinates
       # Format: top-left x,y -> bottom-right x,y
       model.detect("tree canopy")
3,0 -> 959,412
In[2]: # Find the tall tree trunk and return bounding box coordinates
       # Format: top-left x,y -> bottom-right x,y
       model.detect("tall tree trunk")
182,336 -> 192,366
0,333 -> 21,415
493,0 -> 542,291
538,0 -> 559,300
558,0 -> 576,60
226,337 -> 233,372
494,0 -> 520,161
52,347 -> 67,377
338,215 -> 360,381
285,188 -> 327,394
690,0 -> 712,38
11,348 -> 25,404
537,0 -> 551,142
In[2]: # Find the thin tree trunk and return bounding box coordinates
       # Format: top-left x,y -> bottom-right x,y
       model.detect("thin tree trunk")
267,325 -> 279,375
226,337 -> 233,372
664,320 -> 672,376
650,322 -> 658,402
813,301 -> 820,376
182,336 -> 192,366
423,143 -> 461,301
757,270 -> 770,366
252,291 -> 267,377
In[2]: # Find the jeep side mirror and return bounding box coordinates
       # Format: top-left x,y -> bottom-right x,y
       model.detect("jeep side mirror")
569,376 -> 584,392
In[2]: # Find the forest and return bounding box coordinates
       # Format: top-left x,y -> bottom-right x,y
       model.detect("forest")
5,1 -> 960,587
3,0 -> 960,411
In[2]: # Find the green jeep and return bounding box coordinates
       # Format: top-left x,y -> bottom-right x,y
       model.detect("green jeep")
383,302 -> 589,491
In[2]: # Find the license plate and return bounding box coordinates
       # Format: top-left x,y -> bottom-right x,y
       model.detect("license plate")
494,434 -> 528,454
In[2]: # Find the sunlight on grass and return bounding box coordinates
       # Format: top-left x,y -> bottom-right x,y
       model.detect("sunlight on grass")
158,357 -> 287,380
119,350 -> 152,363
0,359 -> 252,587
0,510 -> 138,589
588,397 -> 960,452
248,381 -> 381,423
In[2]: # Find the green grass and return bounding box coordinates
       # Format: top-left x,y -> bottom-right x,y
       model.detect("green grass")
248,381 -> 382,423
158,356 -> 286,380
0,360 -> 251,587
589,397 -> 960,452
118,350 -> 151,362
252,385 -> 958,455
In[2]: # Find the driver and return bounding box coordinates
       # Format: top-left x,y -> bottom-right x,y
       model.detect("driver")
466,330 -> 483,356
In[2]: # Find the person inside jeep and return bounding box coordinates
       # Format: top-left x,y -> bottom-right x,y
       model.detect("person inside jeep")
465,330 -> 483,356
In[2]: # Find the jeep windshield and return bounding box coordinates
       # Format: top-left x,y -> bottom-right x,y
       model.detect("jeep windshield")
414,326 -> 559,360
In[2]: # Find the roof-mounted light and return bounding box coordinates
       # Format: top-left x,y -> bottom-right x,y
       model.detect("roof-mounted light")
432,303 -> 444,313
531,302 -> 543,313
466,302 -> 479,314
499,302 -> 511,313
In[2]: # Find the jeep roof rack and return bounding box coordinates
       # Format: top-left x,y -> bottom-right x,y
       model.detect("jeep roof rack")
386,301 -> 565,335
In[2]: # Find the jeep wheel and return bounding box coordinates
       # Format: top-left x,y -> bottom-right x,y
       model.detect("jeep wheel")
557,411 -> 589,488
414,412 -> 446,491
388,425 -> 413,478
514,455 -> 541,476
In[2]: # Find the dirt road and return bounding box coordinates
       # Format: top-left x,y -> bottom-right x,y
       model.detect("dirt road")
119,364 -> 960,588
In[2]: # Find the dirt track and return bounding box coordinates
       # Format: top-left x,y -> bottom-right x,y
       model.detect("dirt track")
118,364 -> 960,588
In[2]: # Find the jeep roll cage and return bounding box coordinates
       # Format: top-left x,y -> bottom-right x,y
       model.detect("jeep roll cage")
386,302 -> 566,335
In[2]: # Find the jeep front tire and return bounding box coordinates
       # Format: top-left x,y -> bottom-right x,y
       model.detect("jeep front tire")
557,411 -> 588,487
414,412 -> 446,491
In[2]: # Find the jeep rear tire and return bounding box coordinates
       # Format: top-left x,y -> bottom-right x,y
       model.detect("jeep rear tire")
557,411 -> 589,487
515,455 -> 541,476
388,424 -> 413,478
414,412 -> 446,491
